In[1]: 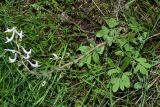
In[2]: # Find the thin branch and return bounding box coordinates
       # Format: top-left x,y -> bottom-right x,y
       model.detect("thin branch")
21,61 -> 42,76
125,0 -> 136,8
92,0 -> 105,16
147,76 -> 160,89
146,33 -> 160,41
114,90 -> 138,105
61,42 -> 106,68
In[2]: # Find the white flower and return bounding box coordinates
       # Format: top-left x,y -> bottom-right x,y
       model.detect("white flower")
4,27 -> 41,69
49,53 -> 58,60
21,46 -> 31,59
4,49 -> 16,53
5,27 -> 16,33
5,27 -> 24,43
21,46 -> 31,54
4,49 -> 18,63
41,81 -> 47,87
27,60 -> 41,68
5,30 -> 16,43
23,54 -> 30,60
16,30 -> 24,39
9,53 -> 17,63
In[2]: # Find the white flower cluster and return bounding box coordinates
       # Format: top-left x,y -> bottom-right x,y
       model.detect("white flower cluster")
4,27 -> 40,68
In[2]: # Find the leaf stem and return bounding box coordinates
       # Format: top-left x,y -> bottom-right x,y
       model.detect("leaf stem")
61,42 -> 106,68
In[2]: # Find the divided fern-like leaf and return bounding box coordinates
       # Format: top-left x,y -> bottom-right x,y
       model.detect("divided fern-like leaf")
106,18 -> 119,28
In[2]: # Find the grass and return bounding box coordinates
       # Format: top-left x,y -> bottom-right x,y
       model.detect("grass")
0,0 -> 160,106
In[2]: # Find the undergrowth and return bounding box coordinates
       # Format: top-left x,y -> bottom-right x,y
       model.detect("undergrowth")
0,0 -> 160,106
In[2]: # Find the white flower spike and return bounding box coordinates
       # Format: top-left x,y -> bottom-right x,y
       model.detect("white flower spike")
4,27 -> 41,70
27,60 -> 41,68
9,53 -> 17,63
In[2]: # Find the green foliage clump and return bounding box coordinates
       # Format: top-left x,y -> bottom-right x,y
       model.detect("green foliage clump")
78,18 -> 152,92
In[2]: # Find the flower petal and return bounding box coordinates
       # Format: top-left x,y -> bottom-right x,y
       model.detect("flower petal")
52,53 -> 58,60
16,31 -> 24,39
5,27 -> 16,33
23,54 -> 30,60
41,81 -> 47,87
5,30 -> 16,43
9,53 -> 17,63
27,60 -> 41,68
21,46 -> 31,54
4,49 -> 16,53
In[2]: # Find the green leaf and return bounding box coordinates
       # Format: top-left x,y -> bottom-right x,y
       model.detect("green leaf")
86,55 -> 91,65
119,79 -> 125,91
109,29 -> 119,37
134,51 -> 140,58
139,65 -> 148,75
129,23 -> 143,32
110,78 -> 118,84
96,46 -> 105,55
106,18 -> 119,28
107,68 -> 121,76
128,17 -> 143,32
79,57 -> 86,67
78,46 -> 90,54
117,39 -> 127,48
141,62 -> 152,69
134,63 -> 141,74
107,58 -> 115,68
134,63 -> 148,75
121,57 -> 132,71
122,74 -> 130,88
96,26 -> 109,38
89,40 -> 97,47
31,4 -> 40,10
115,51 -> 124,56
124,72 -> 132,76
105,36 -> 114,46
112,79 -> 120,92
136,57 -> 147,63
136,57 -> 151,69
134,82 -> 142,90
124,44 -> 133,52
92,52 -> 100,64
111,78 -> 120,92
79,55 -> 91,67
